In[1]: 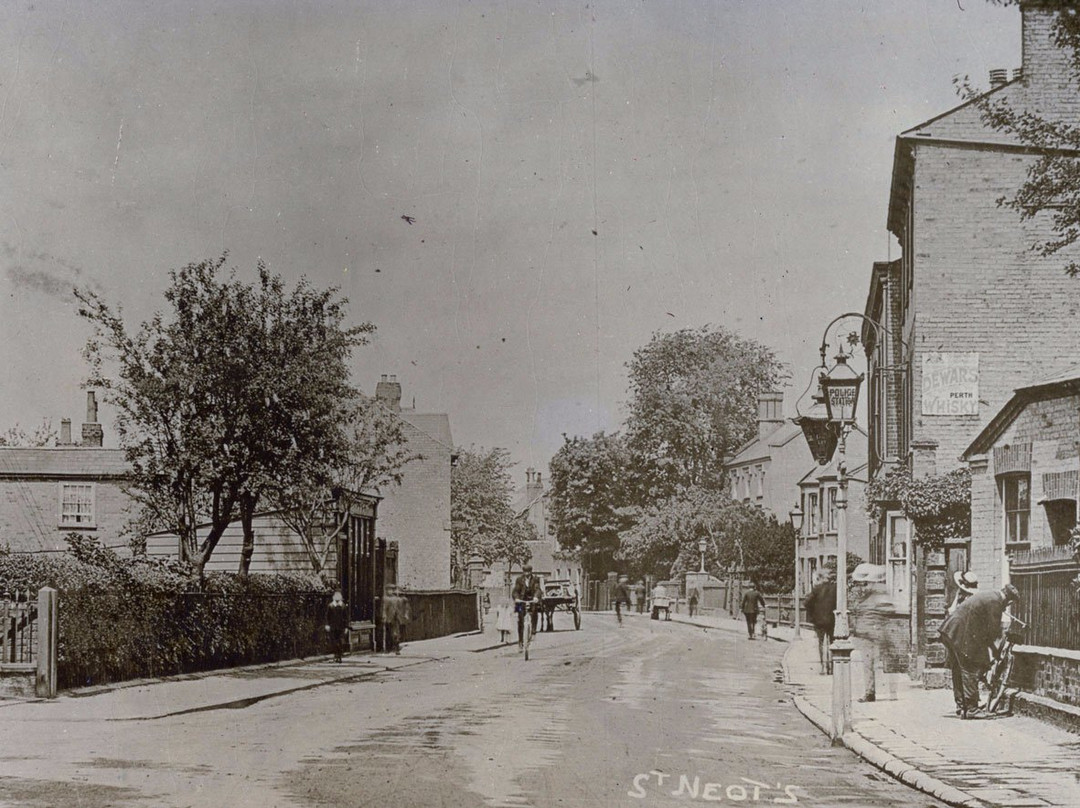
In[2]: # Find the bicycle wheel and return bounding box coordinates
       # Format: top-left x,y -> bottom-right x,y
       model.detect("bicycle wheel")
573,607 -> 581,630
987,652 -> 1015,712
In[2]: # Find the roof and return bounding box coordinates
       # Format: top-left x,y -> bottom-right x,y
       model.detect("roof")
396,410 -> 453,450
728,420 -> 805,466
963,367 -> 1080,459
0,446 -> 129,479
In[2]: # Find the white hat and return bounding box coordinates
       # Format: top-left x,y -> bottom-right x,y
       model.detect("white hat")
954,570 -> 979,594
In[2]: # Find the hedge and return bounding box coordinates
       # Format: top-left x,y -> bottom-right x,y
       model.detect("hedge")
0,536 -> 333,690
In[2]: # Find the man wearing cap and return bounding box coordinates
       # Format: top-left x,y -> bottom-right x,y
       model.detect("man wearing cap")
939,583 -> 1021,719
948,570 -> 978,617
512,564 -> 542,650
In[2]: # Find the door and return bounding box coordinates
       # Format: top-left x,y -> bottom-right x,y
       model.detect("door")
886,512 -> 911,613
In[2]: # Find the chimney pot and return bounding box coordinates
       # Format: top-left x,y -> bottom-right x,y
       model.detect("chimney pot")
1012,67 -> 1023,82
81,391 -> 104,447
60,419 -> 72,445
989,68 -> 1008,88
375,375 -> 403,412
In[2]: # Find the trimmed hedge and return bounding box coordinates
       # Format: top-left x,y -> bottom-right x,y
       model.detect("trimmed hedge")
0,536 -> 333,690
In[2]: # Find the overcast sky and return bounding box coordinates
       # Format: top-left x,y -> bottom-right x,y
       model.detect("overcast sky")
0,1 -> 1020,481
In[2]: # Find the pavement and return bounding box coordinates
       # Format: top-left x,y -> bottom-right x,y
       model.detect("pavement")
5,611 -> 1080,807
667,608 -> 1080,808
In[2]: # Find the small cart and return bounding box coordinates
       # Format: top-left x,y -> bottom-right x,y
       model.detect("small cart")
651,594 -> 674,621
541,580 -> 582,631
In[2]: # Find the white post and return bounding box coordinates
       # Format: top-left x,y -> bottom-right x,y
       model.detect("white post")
831,427 -> 853,741
36,587 -> 58,699
794,534 -> 801,638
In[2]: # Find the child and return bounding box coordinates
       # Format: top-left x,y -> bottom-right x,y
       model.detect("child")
495,602 -> 515,644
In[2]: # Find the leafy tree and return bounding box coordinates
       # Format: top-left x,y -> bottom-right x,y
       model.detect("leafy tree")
616,490 -> 795,592
0,420 -> 56,447
450,447 -> 534,585
274,395 -> 416,572
546,432 -> 636,577
623,326 -> 784,498
966,2 -> 1080,275
77,256 -> 374,576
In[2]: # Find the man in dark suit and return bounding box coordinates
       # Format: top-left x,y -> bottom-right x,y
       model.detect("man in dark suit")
804,575 -> 837,674
512,564 -> 542,650
939,584 -> 1020,719
741,583 -> 766,639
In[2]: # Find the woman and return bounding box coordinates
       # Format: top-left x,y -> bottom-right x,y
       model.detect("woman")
325,590 -> 349,663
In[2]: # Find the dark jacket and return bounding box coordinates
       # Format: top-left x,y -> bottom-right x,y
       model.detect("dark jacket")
804,581 -> 836,633
512,573 -> 542,602
612,582 -> 631,605
741,588 -> 765,615
939,589 -> 1008,669
326,601 -> 349,634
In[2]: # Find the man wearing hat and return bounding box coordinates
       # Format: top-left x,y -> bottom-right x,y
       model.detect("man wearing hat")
939,583 -> 1021,719
948,570 -> 979,617
511,563 -> 542,650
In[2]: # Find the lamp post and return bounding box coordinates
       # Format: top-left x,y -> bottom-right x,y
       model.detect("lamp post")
789,502 -> 804,638
818,347 -> 863,742
698,539 -> 707,574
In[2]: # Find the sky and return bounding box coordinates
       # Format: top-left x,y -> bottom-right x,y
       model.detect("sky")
0,0 -> 1021,483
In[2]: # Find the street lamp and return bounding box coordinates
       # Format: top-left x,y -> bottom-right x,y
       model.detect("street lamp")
789,502 -> 804,639
793,373 -> 839,467
820,346 -> 863,742
698,539 -> 707,574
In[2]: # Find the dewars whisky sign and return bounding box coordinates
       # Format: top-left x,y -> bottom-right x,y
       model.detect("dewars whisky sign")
921,353 -> 979,416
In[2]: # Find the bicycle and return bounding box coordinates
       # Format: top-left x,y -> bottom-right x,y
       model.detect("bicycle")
515,598 -> 540,660
984,613 -> 1026,714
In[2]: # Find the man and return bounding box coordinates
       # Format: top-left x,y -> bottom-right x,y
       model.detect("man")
740,582 -> 766,640
650,581 -> 669,620
511,564 -> 542,649
324,590 -> 349,663
634,580 -> 646,614
804,573 -> 837,674
939,583 -> 1020,719
382,585 -> 411,655
612,575 -> 632,624
688,588 -> 700,618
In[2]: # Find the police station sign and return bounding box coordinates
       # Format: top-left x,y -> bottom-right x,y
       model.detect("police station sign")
922,353 -> 979,416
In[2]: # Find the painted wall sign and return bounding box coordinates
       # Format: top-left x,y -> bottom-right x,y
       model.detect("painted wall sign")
921,353 -> 979,416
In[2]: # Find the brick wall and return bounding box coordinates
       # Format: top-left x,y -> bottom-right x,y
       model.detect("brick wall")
0,479 -> 132,553
376,421 -> 452,590
1015,651 -> 1080,710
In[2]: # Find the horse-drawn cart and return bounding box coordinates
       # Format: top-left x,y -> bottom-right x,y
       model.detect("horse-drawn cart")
541,580 -> 581,631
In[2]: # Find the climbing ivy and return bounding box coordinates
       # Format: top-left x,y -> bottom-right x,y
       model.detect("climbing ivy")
865,467 -> 971,550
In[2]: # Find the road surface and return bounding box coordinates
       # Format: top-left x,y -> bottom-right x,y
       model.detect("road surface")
0,614 -> 941,807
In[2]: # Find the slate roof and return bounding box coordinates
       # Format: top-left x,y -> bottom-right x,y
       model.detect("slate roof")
0,447 -> 129,479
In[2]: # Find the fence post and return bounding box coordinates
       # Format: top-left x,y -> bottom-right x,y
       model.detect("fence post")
36,587 -> 58,699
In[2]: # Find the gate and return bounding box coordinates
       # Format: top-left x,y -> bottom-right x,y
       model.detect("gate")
1,590 -> 37,666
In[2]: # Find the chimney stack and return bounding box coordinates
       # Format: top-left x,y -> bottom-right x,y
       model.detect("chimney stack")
526,467 -> 544,499
375,374 -> 402,412
989,68 -> 1009,88
59,419 -> 72,446
81,391 -> 103,447
757,391 -> 785,441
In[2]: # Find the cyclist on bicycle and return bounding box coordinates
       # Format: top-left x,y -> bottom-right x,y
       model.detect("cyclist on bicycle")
512,564 -> 542,650
613,575 -> 631,625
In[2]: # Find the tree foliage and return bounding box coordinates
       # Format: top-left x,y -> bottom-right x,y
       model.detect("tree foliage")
866,467 -> 971,549
0,420 -> 56,447
615,489 -> 795,592
77,256 -> 377,575
546,432 -> 636,577
967,1 -> 1080,275
451,447 -> 534,584
623,326 -> 785,497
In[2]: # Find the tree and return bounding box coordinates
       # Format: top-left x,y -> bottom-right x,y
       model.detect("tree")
274,395 -> 416,572
450,447 -> 534,585
623,326 -> 785,498
77,256 -> 374,576
0,421 -> 55,447
546,432 -> 637,577
616,491 -> 795,592
967,2 -> 1080,275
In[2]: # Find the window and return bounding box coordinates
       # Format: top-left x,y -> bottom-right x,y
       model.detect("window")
60,483 -> 95,527
807,492 -> 820,536
755,465 -> 765,499
1045,500 -> 1077,547
1002,475 -> 1030,546
826,487 -> 838,533
885,512 -> 910,613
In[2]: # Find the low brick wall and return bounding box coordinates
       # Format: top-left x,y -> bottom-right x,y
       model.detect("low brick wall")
0,666 -> 35,698
1012,646 -> 1080,709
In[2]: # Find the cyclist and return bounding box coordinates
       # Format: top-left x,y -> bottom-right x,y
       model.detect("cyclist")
511,564 -> 542,651
613,575 -> 632,625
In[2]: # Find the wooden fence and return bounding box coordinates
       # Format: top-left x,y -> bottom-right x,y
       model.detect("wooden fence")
1010,546 -> 1080,651
400,590 -> 479,642
1,589 -> 37,666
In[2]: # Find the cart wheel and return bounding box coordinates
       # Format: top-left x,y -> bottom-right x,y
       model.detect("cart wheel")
573,607 -> 581,630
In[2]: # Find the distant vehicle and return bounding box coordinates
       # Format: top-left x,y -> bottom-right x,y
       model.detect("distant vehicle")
651,590 -> 674,621
541,580 -> 582,630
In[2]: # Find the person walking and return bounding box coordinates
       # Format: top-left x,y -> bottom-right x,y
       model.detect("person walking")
325,590 -> 349,663
634,580 -> 646,614
740,583 -> 766,639
382,585 -> 411,655
804,573 -> 837,674
511,564 -> 542,649
495,602 -> 515,644
688,588 -> 699,618
613,575 -> 632,625
939,583 -> 1020,719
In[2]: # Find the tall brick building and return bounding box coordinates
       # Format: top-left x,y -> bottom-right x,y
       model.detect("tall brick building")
864,0 -> 1080,683
371,375 -> 454,590
0,392 -> 132,553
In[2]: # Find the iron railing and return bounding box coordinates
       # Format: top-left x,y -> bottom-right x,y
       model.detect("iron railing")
1,590 -> 37,666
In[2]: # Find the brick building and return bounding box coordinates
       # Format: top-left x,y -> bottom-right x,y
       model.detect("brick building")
0,392 -> 132,554
370,375 -> 454,590
864,1 -> 1080,683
